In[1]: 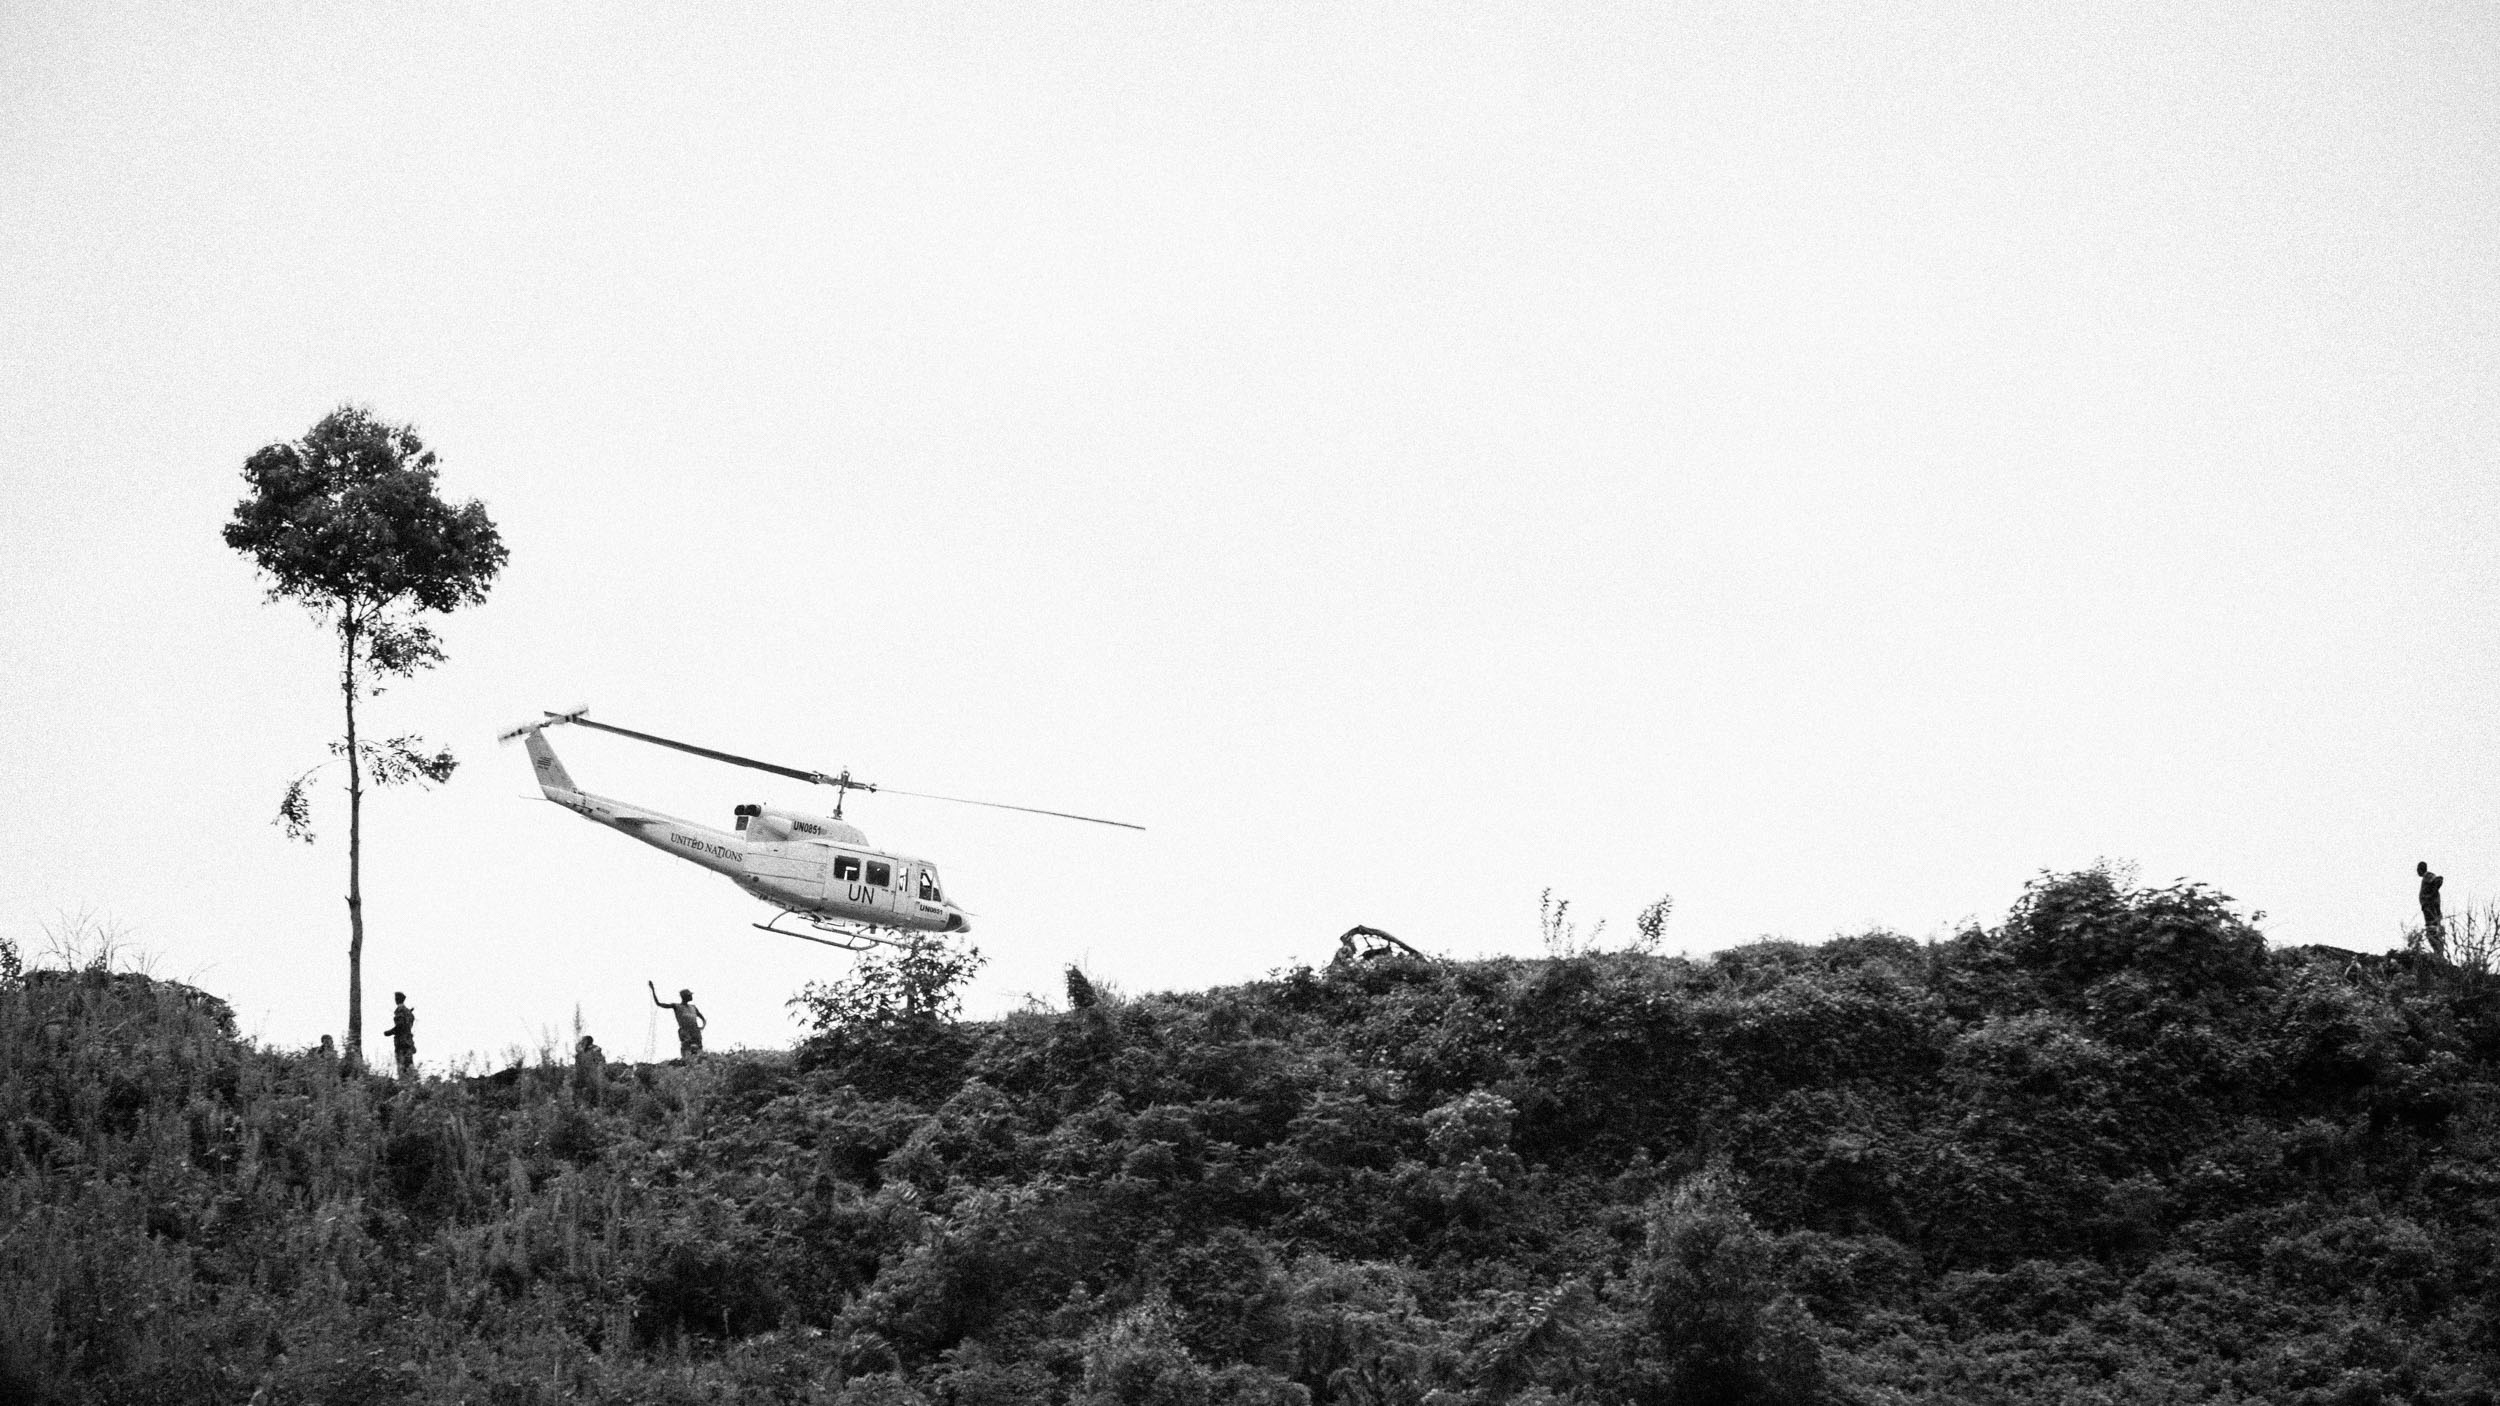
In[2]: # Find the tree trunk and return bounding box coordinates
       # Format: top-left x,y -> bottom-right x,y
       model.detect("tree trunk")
343,608 -> 366,1070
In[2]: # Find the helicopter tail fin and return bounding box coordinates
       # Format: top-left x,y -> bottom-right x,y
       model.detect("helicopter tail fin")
521,726 -> 581,798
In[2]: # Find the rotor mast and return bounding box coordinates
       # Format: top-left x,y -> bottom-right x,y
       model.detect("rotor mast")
816,767 -> 873,819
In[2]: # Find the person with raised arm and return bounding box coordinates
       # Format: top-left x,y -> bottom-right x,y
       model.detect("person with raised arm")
650,982 -> 707,1061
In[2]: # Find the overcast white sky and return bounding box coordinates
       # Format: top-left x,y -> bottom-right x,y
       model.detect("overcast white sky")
4,3 -> 2495,1066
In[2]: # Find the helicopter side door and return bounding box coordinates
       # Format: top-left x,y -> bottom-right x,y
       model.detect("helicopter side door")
861,856 -> 900,923
829,852 -> 901,924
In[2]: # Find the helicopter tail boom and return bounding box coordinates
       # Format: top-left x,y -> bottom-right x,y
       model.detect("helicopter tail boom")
505,720 -> 749,880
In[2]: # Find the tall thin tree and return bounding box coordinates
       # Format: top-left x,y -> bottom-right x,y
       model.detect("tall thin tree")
225,406 -> 507,1068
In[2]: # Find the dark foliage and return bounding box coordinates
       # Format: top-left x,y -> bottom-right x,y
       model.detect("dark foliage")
224,407 -> 505,617
9,869 -> 2500,1402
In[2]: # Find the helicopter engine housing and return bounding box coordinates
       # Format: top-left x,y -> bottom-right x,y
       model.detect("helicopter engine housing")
733,803 -> 868,848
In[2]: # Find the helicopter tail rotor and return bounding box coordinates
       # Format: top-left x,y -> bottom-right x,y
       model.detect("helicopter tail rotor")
496,705 -> 589,744
498,707 -> 591,798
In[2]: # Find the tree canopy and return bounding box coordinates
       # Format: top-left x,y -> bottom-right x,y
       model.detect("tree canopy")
223,405 -> 505,624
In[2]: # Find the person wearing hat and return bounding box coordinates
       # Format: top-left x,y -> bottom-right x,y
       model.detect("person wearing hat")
650,982 -> 707,1061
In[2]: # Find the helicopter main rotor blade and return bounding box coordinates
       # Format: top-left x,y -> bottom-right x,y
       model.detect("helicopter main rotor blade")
562,715 -> 831,785
875,787 -> 1146,831
560,711 -> 1145,830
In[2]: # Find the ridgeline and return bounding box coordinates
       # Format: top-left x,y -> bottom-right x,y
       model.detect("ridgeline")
5,869 -> 2498,1404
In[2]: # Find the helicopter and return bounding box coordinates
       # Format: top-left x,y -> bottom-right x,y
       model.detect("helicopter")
498,708 -> 1142,950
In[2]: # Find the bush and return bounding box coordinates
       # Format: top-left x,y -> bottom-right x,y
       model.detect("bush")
1631,1168 -> 1825,1404
1998,868 -> 2271,1006
792,941 -> 987,1034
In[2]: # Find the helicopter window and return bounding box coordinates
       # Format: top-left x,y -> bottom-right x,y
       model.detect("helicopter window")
865,861 -> 892,887
918,867 -> 942,900
833,856 -> 861,882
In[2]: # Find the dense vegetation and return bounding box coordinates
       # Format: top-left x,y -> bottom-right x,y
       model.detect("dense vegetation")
6,870 -> 2500,1404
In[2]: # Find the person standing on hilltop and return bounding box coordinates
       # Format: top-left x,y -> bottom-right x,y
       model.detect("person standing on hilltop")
387,992 -> 417,1079
2419,861 -> 2448,960
650,982 -> 706,1061
573,1032 -> 607,1097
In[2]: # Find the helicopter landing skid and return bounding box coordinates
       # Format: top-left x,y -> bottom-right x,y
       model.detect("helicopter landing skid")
754,910 -> 917,951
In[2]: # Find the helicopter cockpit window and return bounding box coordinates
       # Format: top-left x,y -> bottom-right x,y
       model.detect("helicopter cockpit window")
918,867 -> 942,900
833,856 -> 861,882
865,860 -> 892,888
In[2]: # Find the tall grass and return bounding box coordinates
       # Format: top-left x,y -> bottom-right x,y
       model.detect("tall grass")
0,951 -> 810,1405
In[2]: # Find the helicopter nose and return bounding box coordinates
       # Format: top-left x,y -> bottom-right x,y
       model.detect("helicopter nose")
946,910 -> 970,934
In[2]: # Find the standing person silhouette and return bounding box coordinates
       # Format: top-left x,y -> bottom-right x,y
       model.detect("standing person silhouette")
387,992 -> 417,1079
573,1033 -> 607,1096
650,982 -> 706,1061
2419,861 -> 2448,960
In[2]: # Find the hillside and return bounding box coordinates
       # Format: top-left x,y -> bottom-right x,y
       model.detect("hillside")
5,869 -> 2498,1405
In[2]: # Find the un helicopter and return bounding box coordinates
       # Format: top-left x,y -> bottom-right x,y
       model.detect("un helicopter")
499,708 -> 1142,950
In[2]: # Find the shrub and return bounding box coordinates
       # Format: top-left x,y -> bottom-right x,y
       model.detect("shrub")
1630,1167 -> 1825,1404
792,941 -> 987,1034
1997,868 -> 2271,1006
